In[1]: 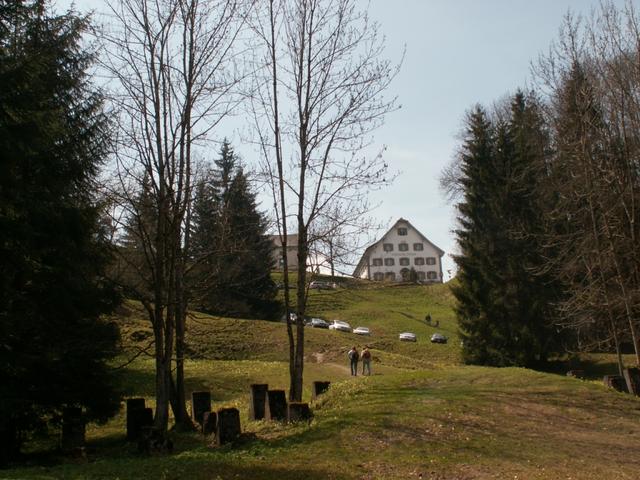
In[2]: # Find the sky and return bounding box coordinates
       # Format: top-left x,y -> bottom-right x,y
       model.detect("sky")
56,0 -> 629,279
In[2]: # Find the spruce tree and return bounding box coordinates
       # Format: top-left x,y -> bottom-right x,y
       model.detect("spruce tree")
453,106 -> 499,365
0,1 -> 120,459
453,96 -> 560,367
191,141 -> 279,319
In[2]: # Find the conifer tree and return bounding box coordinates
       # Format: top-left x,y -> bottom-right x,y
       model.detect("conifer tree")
497,92 -> 561,366
452,106 -> 500,365
191,141 -> 279,319
0,0 -> 120,460
453,95 -> 561,367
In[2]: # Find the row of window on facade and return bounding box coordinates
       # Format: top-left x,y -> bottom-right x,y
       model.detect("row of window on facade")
383,242 -> 425,252
373,270 -> 439,281
372,257 -> 437,267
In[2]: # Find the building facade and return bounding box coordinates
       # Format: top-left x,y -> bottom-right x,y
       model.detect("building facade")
353,218 -> 444,283
269,234 -> 299,271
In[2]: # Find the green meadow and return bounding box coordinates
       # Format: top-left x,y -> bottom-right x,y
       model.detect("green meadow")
4,282 -> 640,480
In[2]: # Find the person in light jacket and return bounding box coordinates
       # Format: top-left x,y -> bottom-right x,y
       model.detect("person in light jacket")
361,346 -> 372,376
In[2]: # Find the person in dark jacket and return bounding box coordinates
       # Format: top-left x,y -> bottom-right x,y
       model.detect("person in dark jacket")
348,346 -> 359,376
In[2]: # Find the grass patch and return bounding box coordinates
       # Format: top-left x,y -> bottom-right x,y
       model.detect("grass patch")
5,365 -> 640,479
5,281 -> 640,479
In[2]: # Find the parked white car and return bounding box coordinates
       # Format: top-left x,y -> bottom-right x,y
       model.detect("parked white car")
353,326 -> 370,336
309,281 -> 337,290
399,332 -> 417,342
329,320 -> 352,332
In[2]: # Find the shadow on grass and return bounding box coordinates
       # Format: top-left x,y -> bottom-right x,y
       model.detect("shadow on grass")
3,450 -> 343,480
538,358 -> 620,380
119,366 -> 264,402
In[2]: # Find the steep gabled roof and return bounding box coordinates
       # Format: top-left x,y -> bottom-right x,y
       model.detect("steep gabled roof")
395,218 -> 445,256
352,218 -> 445,277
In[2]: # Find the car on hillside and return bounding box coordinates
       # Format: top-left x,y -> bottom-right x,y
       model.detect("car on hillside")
309,281 -> 336,290
353,326 -> 370,336
399,332 -> 417,342
430,333 -> 448,344
309,318 -> 330,329
329,320 -> 352,333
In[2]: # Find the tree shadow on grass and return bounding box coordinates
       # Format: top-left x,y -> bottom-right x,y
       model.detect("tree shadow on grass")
538,358 -> 620,380
119,366 -> 274,402
2,451 -> 344,480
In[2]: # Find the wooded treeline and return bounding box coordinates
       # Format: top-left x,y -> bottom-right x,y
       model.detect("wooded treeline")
447,3 -> 640,372
0,0 -> 121,461
1,0 -> 396,458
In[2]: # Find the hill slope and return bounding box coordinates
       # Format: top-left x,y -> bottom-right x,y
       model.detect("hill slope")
5,281 -> 640,480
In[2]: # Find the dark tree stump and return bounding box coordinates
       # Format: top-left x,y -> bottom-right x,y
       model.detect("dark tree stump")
311,381 -> 330,399
287,402 -> 312,422
191,391 -> 212,426
249,384 -> 269,420
265,390 -> 287,421
126,398 -> 146,441
603,375 -> 628,393
216,408 -> 241,445
61,407 -> 85,453
623,368 -> 640,396
202,411 -> 217,436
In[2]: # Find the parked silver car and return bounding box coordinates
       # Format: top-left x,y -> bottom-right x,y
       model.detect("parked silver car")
329,320 -> 352,332
399,332 -> 417,342
430,333 -> 448,344
353,326 -> 371,336
309,318 -> 330,329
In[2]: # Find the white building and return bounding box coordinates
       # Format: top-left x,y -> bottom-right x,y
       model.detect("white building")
353,218 -> 444,283
269,234 -> 299,271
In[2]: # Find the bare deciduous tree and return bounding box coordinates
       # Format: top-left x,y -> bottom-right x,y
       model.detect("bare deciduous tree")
101,0 -> 248,433
534,2 -> 640,370
248,0 -> 400,401
308,205 -> 383,278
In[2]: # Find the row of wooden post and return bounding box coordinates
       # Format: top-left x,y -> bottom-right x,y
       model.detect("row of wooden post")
51,368 -> 640,455
123,380 -> 331,447
247,380 -> 330,422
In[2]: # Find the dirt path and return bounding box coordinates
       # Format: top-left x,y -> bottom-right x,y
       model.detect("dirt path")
311,351 -> 351,374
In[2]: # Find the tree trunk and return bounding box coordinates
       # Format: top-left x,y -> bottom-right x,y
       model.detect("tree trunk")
171,306 -> 193,430
153,315 -> 171,433
329,241 -> 335,277
292,227 -> 307,402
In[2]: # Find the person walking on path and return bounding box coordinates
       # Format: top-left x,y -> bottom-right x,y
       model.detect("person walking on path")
348,346 -> 359,376
361,346 -> 372,376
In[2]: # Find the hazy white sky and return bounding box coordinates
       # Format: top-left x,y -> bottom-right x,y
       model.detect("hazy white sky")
56,0 -> 628,278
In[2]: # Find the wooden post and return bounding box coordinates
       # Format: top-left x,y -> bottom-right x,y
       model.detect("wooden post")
216,408 -> 241,445
603,375 -> 628,393
311,381 -> 330,399
202,411 -> 217,435
191,391 -> 212,425
265,390 -> 287,421
249,384 -> 269,420
126,398 -> 146,441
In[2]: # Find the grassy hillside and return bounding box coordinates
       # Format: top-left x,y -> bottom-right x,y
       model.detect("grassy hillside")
5,281 -> 640,479
117,281 -> 460,368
